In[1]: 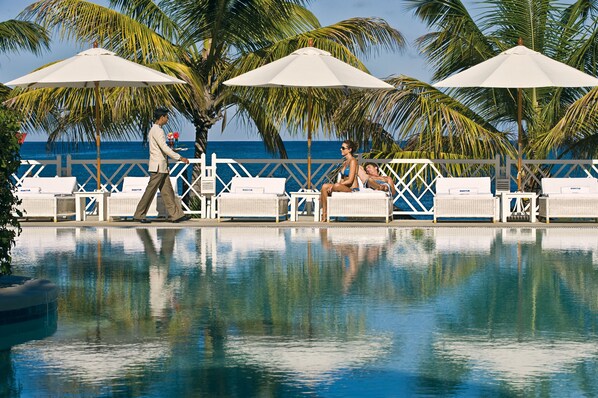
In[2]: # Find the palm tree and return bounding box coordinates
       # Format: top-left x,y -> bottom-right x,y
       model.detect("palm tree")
337,0 -> 598,179
9,0 -> 404,162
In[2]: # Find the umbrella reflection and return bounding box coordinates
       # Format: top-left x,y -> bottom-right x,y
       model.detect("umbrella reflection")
24,341 -> 169,383
436,337 -> 598,386
226,334 -> 392,385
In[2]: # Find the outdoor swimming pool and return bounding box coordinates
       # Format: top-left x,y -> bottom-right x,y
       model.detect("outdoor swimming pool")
3,226 -> 598,397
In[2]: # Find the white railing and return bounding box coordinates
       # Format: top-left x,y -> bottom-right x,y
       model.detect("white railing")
12,154 -> 598,219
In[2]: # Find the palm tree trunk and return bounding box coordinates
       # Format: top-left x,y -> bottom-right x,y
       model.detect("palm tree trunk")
194,121 -> 209,159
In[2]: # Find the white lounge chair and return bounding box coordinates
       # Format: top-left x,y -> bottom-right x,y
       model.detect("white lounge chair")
217,177 -> 289,222
107,176 -> 182,221
327,176 -> 393,223
433,177 -> 499,222
15,176 -> 77,222
538,177 -> 598,223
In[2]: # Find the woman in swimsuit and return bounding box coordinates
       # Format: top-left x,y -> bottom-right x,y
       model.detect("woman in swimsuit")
320,139 -> 359,221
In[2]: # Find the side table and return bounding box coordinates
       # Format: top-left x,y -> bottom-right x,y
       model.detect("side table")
290,191 -> 321,222
500,191 -> 537,223
75,191 -> 111,221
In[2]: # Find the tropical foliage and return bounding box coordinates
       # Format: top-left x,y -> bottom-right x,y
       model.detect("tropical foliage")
0,104 -> 23,276
0,20 -> 49,276
338,0 -> 598,167
9,0 -> 404,160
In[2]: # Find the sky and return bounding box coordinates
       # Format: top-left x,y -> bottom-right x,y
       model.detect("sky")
0,0 -> 433,142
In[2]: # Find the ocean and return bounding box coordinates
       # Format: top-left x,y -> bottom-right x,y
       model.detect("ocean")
19,140 -> 347,161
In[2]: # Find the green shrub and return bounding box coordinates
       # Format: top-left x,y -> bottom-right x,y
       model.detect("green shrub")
0,104 -> 22,276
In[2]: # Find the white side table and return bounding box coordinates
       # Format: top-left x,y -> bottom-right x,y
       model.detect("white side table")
75,191 -> 110,221
500,191 -> 537,222
290,191 -> 321,222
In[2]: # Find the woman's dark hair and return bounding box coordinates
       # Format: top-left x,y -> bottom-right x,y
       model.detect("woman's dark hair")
343,139 -> 358,154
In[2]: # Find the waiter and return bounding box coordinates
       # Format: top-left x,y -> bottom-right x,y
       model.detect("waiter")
133,107 -> 190,223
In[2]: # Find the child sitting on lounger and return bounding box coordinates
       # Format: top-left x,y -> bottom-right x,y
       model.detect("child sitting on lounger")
362,162 -> 396,195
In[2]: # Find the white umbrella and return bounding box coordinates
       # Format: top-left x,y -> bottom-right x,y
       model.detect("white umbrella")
224,46 -> 393,189
434,42 -> 598,190
5,45 -> 185,190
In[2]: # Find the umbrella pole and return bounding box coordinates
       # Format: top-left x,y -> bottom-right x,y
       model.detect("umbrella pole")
517,87 -> 523,192
94,82 -> 101,191
307,91 -> 312,190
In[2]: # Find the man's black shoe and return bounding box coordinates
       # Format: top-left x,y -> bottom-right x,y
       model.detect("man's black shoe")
134,218 -> 151,224
173,215 -> 191,223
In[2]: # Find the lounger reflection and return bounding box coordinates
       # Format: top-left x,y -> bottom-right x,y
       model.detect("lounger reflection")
541,228 -> 598,264
217,227 -> 286,254
434,228 -> 498,254
13,227 -> 77,262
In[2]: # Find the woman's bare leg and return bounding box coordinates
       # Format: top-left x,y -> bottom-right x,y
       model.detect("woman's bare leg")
320,183 -> 333,221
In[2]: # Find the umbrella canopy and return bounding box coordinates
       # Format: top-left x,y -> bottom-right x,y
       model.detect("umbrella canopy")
5,46 -> 185,190
224,46 -> 393,189
434,43 -> 598,190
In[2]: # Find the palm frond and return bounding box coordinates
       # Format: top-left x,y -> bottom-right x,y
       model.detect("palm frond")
0,20 -> 50,54
108,0 -> 180,43
407,0 -> 494,81
171,0 -> 312,55
226,16 -> 404,78
22,0 -> 182,62
535,87 -> 598,157
4,84 -> 182,143
336,75 -> 514,159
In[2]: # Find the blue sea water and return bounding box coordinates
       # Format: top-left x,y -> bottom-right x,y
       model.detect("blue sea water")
19,140 -> 346,161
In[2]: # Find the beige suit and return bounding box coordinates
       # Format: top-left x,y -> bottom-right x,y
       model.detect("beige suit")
134,123 -> 185,220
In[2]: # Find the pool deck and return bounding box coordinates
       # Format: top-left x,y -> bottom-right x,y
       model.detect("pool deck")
16,216 -> 598,228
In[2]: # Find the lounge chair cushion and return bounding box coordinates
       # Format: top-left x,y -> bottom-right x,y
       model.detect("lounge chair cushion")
433,177 -> 498,222
121,177 -> 151,193
218,177 -> 289,222
19,176 -> 77,195
15,176 -> 77,221
560,186 -> 590,194
17,186 -> 41,193
234,186 -> 265,194
541,177 -> 598,196
448,188 -> 478,195
230,177 -> 285,195
538,177 -> 598,222
435,177 -> 492,195
331,191 -> 388,199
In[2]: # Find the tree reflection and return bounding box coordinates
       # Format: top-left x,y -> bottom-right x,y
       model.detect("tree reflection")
10,226 -> 598,396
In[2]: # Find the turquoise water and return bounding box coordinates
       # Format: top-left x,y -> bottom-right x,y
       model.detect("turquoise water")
4,226 -> 598,397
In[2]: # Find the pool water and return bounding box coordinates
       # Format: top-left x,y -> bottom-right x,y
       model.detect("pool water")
3,226 -> 598,397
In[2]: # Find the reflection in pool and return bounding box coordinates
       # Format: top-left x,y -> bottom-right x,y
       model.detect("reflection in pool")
4,226 -> 598,397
